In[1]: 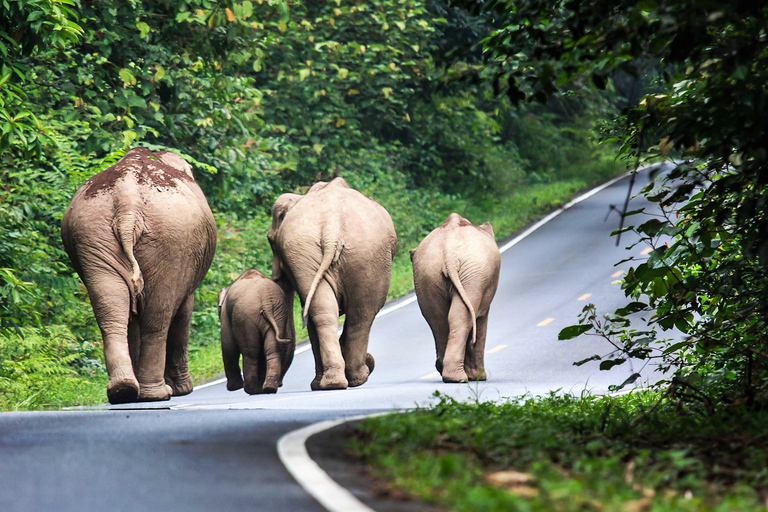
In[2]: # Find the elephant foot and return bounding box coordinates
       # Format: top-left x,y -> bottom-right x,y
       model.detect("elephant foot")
311,369 -> 348,390
245,383 -> 278,395
107,377 -> 140,405
346,363 -> 371,388
441,367 -> 469,383
165,372 -> 194,396
226,376 -> 244,392
465,367 -> 487,381
137,382 -> 173,402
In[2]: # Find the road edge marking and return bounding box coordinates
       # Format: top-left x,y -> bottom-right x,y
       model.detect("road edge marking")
498,170 -> 634,253
277,413 -> 390,512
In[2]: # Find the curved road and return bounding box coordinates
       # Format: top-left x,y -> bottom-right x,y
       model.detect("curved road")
0,168 -> 663,512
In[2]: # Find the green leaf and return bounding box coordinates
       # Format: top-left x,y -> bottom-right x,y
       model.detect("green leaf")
136,21 -> 150,38
154,65 -> 165,81
573,354 -> 601,366
119,68 -> 137,87
241,1 -> 254,19
599,358 -> 626,371
558,324 -> 592,340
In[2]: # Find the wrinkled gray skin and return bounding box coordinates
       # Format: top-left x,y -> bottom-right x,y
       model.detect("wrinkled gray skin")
218,269 -> 295,394
267,177 -> 397,390
61,148 -> 217,404
410,213 -> 501,383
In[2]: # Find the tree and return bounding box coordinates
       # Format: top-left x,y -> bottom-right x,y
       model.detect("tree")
458,0 -> 768,408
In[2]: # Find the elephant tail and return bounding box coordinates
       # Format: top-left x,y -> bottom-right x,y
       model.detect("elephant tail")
114,206 -> 144,316
445,263 -> 477,347
303,238 -> 343,320
262,307 -> 290,344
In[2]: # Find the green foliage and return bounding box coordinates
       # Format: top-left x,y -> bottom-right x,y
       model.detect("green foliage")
463,0 -> 768,408
352,392 -> 768,511
0,326 -> 105,410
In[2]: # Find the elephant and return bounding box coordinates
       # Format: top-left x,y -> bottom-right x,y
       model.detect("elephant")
218,269 -> 295,394
267,177 -> 397,390
410,213 -> 500,383
61,147 -> 217,404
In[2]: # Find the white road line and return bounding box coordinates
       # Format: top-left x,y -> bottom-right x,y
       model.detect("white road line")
278,414 -> 389,512
194,377 -> 227,391
498,171 -> 632,253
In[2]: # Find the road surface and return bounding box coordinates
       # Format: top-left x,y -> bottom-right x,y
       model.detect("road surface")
0,168 -> 664,512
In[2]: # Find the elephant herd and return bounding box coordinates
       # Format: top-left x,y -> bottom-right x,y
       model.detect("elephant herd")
61,148 -> 501,404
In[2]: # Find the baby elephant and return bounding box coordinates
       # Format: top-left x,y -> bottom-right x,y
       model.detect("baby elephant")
218,270 -> 295,394
410,213 -> 501,383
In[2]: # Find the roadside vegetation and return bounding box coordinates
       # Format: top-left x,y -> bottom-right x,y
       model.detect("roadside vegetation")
353,391 -> 768,511
0,1 -> 621,409
351,1 -> 768,510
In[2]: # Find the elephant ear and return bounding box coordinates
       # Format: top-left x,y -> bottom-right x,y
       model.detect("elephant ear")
271,253 -> 283,281
156,151 -> 194,178
217,287 -> 229,317
479,222 -> 495,238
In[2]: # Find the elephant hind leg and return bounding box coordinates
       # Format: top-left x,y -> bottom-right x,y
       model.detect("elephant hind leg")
165,293 -> 195,396
136,311 -> 173,402
442,295 -> 472,383
84,271 -> 139,404
306,282 -> 347,391
242,351 -> 269,394
340,312 -> 375,387
465,315 -> 488,382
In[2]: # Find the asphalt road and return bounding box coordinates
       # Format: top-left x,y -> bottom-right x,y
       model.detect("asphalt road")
0,168 -> 664,512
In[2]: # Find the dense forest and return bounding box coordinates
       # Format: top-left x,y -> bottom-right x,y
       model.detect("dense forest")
0,0 -> 621,408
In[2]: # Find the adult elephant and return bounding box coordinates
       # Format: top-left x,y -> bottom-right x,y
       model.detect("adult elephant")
410,213 -> 500,383
267,177 -> 397,390
61,147 -> 217,404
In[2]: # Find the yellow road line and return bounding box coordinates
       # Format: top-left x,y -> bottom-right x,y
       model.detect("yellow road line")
612,270 -> 625,278
487,344 -> 508,354
420,371 -> 440,380
641,247 -> 652,255
537,317 -> 555,327
577,293 -> 592,301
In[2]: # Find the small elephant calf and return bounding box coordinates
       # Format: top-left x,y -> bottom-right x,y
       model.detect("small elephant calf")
410,213 -> 501,383
218,269 -> 295,394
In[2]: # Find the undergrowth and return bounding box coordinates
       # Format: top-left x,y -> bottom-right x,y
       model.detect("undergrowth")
351,391 -> 768,511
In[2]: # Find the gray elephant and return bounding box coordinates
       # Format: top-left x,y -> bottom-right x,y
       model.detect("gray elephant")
410,213 -> 501,383
218,269 -> 295,394
267,177 -> 397,390
61,147 -> 217,404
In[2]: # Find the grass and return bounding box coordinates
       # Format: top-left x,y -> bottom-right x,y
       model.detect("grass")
350,391 -> 768,511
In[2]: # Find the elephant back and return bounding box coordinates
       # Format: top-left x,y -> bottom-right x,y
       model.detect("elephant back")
62,148 -> 217,309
